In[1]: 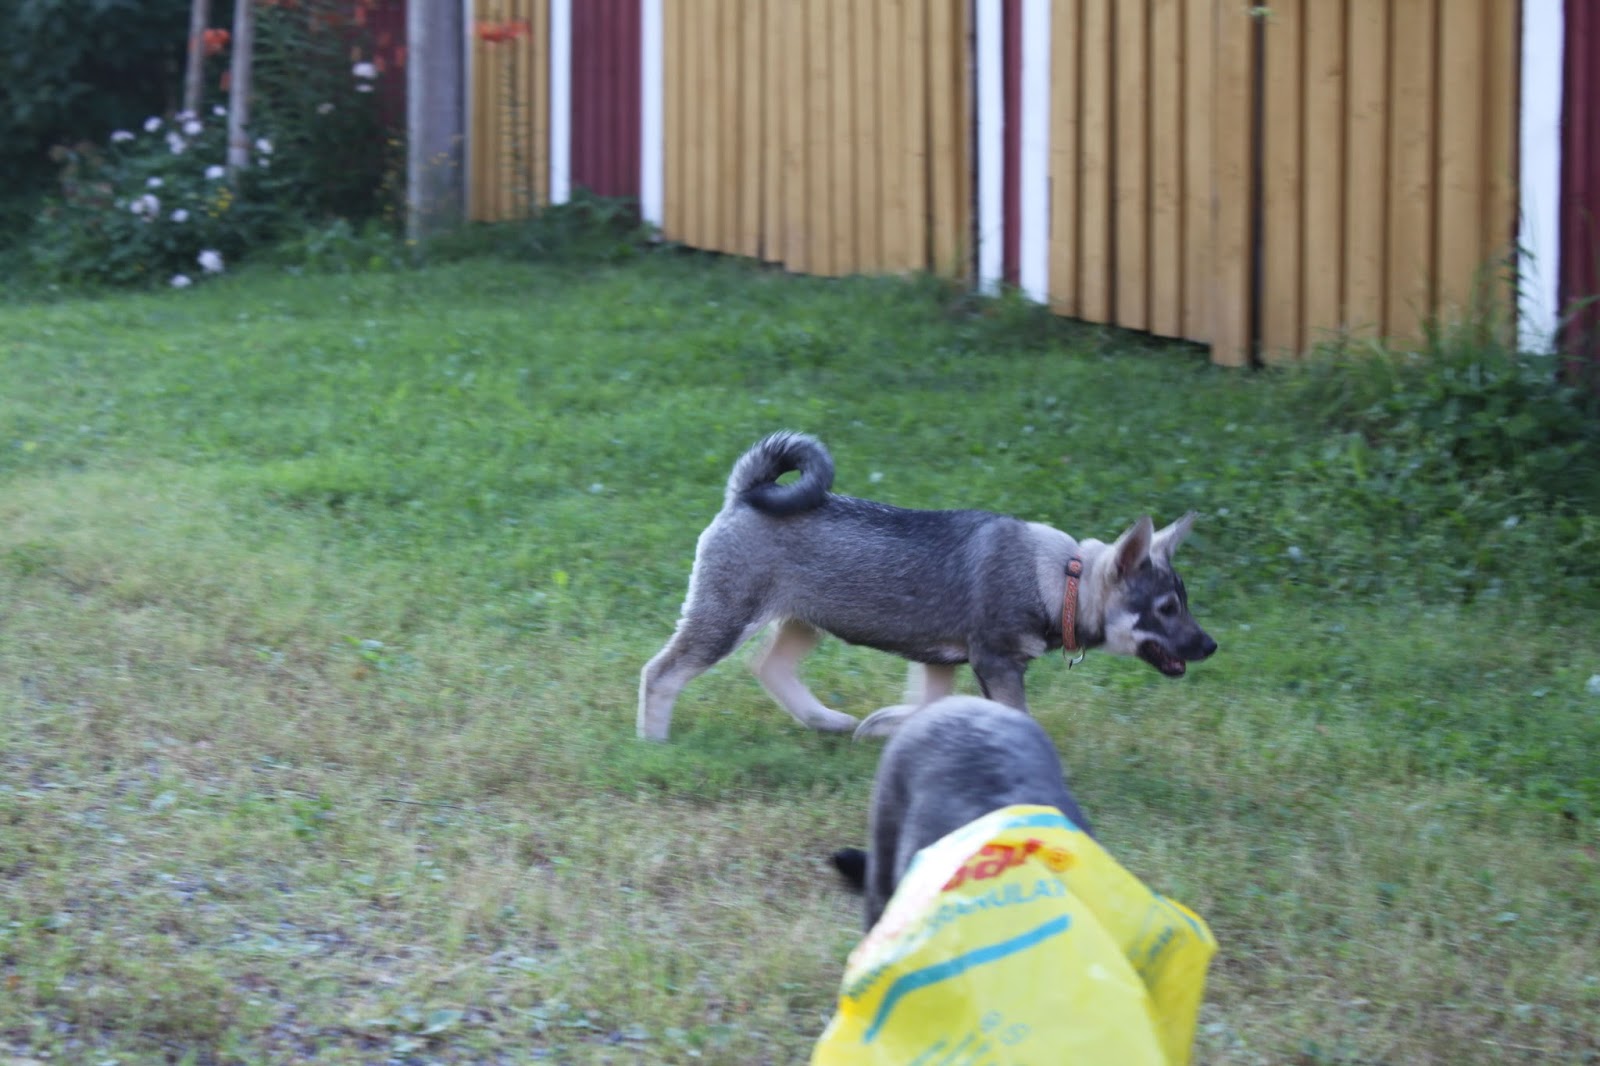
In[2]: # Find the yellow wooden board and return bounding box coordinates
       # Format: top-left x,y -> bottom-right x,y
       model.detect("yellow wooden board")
1343,0 -> 1387,336
1181,0 -> 1213,342
1114,0 -> 1149,331
1260,0 -> 1303,362
1149,0 -> 1182,339
1386,0 -> 1437,342
1049,0 -> 1080,316
1209,0 -> 1254,367
1079,0 -> 1112,323
1302,0 -> 1346,350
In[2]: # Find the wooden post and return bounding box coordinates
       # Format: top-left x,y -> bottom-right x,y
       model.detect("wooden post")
183,0 -> 211,117
225,0 -> 255,175
407,0 -> 467,240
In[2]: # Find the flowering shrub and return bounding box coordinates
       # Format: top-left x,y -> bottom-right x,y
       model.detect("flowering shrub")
252,0 -> 401,222
28,110 -> 286,287
27,0 -> 401,288
0,0 -> 192,236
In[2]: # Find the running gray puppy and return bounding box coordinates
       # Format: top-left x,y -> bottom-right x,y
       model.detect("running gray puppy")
637,431 -> 1215,741
830,694 -> 1093,931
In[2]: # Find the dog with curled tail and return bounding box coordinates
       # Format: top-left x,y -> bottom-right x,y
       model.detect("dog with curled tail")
638,431 -> 1216,742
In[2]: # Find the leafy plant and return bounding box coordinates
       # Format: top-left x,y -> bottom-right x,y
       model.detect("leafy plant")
251,0 -> 401,224
22,0 -> 401,288
1287,300 -> 1600,598
0,0 -> 199,237
423,188 -> 652,265
26,110 -> 287,287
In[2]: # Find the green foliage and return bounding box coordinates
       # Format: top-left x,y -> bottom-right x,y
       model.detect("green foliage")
0,0 -> 197,234
424,188 -> 653,266
1285,309 -> 1600,601
266,216 -> 408,275
25,114 -> 285,287
18,0 -> 399,288
251,0 -> 400,224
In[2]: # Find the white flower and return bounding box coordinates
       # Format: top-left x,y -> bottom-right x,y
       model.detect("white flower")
355,83 -> 374,93
197,249 -> 225,274
316,102 -> 335,115
166,131 -> 187,155
110,129 -> 134,144
144,116 -> 162,133
170,208 -> 190,223
254,137 -> 273,155
129,194 -> 160,217
183,119 -> 203,137
146,176 -> 164,189
205,164 -> 226,180
352,61 -> 377,79
212,104 -> 226,117
170,274 -> 193,288
176,109 -> 196,122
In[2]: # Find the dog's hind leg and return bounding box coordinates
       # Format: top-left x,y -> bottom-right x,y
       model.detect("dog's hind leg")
750,619 -> 858,733
637,617 -> 760,741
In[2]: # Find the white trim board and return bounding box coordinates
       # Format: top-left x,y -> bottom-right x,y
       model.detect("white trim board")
1518,0 -> 1564,352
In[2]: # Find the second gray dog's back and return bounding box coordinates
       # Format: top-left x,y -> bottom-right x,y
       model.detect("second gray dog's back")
875,696 -> 1092,845
863,696 -> 1093,925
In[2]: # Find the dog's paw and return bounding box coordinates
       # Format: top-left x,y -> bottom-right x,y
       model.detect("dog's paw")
807,707 -> 859,733
852,704 -> 919,741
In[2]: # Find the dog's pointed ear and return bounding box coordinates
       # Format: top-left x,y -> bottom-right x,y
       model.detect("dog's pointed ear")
1151,511 -> 1198,563
1112,515 -> 1155,577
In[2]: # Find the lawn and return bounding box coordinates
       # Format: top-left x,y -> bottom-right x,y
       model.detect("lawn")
1,253 -> 1597,1064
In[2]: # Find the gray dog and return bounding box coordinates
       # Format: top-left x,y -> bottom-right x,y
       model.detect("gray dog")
830,694 -> 1093,931
637,431 -> 1215,741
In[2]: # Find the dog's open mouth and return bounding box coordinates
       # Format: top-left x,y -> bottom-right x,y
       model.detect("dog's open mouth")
1138,640 -> 1187,677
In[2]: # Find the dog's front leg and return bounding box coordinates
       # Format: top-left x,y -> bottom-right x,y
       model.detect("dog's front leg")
905,663 -> 958,707
969,652 -> 1029,714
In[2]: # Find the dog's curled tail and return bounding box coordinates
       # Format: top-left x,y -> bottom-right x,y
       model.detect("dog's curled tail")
726,431 -> 834,516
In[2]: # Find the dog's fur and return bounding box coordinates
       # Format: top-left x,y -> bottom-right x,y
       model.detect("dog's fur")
831,695 -> 1093,931
637,431 -> 1216,741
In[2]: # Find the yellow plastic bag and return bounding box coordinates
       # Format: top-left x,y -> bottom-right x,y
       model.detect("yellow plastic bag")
813,805 -> 1216,1065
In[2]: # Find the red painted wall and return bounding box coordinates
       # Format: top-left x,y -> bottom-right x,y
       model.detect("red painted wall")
571,0 -> 641,200
367,0 -> 407,132
1562,0 -> 1599,371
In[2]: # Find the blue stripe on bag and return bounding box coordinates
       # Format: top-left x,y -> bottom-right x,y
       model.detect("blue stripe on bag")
860,914 -> 1072,1044
999,810 -> 1084,833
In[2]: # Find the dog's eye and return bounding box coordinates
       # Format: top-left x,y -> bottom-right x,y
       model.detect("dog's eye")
1157,597 -> 1178,617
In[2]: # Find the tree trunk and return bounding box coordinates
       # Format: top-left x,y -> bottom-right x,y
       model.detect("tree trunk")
226,0 -> 256,175
182,0 -> 211,116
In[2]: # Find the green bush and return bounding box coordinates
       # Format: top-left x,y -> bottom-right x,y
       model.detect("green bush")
0,0 -> 200,240
26,112 -> 286,287
1288,307 -> 1600,600
20,0 -> 400,288
251,0 -> 400,224
421,189 -> 652,265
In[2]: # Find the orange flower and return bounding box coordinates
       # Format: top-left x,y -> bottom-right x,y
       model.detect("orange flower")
201,27 -> 230,56
477,19 -> 532,44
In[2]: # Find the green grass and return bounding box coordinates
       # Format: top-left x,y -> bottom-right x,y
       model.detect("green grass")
2,253 -> 1597,1064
